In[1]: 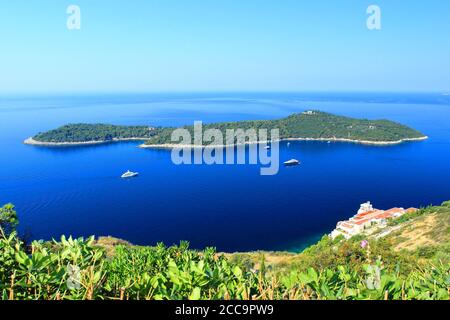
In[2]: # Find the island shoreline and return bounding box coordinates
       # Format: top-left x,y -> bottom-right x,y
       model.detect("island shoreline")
24,135 -> 428,148
23,137 -> 147,147
139,136 -> 429,149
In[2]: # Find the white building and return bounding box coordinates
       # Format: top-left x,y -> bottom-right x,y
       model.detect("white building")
357,201 -> 374,215
330,202 -> 416,240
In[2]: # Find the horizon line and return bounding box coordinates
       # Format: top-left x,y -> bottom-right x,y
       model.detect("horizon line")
0,90 -> 448,97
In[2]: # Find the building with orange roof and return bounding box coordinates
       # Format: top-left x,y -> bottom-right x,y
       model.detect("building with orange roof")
383,207 -> 407,218
330,202 -> 411,239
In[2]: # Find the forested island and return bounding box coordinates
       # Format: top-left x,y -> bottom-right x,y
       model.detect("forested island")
25,111 -> 427,146
25,124 -> 156,146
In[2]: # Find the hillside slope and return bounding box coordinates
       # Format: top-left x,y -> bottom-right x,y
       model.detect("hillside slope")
383,202 -> 449,253
1,201 -> 448,300
228,201 -> 450,274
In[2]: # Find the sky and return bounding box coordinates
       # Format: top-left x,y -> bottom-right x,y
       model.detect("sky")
0,0 -> 449,94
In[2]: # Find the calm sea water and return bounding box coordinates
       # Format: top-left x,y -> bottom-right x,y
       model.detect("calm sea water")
0,93 -> 449,252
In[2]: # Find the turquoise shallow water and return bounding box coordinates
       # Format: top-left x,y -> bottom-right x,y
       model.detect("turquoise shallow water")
0,92 -> 449,252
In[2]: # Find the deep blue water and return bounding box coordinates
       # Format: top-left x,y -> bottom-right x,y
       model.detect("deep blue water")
0,92 -> 449,252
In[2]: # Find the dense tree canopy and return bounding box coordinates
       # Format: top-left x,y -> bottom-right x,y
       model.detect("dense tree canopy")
146,111 -> 426,145
32,112 -> 426,145
33,124 -> 156,143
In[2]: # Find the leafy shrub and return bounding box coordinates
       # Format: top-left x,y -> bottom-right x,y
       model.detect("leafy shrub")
1,204 -> 448,300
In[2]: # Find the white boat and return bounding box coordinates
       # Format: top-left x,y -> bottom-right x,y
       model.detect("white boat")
264,146 -> 271,150
121,170 -> 139,178
283,159 -> 300,166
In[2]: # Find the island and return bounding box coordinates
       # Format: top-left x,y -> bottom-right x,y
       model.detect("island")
24,124 -> 157,146
24,111 -> 428,147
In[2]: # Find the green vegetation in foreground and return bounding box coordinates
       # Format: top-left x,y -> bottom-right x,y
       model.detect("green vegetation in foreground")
31,112 -> 426,145
1,202 -> 448,300
33,124 -> 156,143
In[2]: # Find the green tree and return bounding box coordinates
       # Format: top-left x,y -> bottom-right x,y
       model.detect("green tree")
0,203 -> 18,237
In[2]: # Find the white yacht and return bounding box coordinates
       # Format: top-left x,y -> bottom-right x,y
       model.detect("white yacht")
283,159 -> 300,166
264,146 -> 271,150
121,170 -> 139,178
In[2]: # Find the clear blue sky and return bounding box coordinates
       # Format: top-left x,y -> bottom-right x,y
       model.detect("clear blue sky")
1,0 -> 449,93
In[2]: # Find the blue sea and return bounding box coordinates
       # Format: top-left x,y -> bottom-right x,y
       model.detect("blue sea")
0,92 -> 449,252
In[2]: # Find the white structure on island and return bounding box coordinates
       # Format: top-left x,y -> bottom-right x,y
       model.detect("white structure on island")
330,202 -> 417,239
357,201 -> 374,215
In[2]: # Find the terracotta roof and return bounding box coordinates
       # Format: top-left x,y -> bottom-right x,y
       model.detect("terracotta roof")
335,206 -> 411,235
354,210 -> 384,220
354,219 -> 371,226
384,208 -> 405,214
341,222 -> 354,228
355,210 -> 376,218
374,212 -> 394,219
